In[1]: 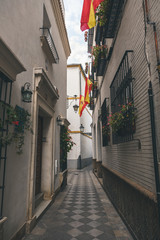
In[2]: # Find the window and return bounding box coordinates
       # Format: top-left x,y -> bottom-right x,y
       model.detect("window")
0,71 -> 12,219
101,98 -> 110,146
110,50 -> 134,144
40,5 -> 59,63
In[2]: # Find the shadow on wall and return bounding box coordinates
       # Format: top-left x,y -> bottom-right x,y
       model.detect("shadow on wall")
77,155 -> 92,169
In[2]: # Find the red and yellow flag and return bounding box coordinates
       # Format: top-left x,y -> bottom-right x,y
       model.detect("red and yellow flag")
93,0 -> 104,10
79,95 -> 86,117
84,77 -> 93,104
80,0 -> 104,31
80,0 -> 96,31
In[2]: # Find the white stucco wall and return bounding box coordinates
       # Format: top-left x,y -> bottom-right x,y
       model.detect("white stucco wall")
67,65 -> 92,169
0,1 -> 70,239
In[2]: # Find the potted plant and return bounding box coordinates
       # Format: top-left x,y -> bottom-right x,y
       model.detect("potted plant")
102,123 -> 110,141
109,102 -> 136,136
95,0 -> 111,27
92,45 -> 108,68
60,126 -> 75,171
0,102 -> 32,154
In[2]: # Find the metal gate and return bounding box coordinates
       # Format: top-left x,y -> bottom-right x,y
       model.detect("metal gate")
0,71 -> 12,219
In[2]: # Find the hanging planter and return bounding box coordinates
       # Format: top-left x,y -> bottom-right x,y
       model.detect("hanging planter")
97,57 -> 107,76
109,102 -> 136,136
102,123 -> 110,140
91,45 -> 108,69
95,0 -> 111,27
0,102 -> 32,154
60,126 -> 76,171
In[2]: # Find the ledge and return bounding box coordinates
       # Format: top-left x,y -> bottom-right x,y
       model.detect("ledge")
40,35 -> 57,63
0,217 -> 7,240
34,67 -> 59,100
0,38 -> 26,81
102,164 -> 157,202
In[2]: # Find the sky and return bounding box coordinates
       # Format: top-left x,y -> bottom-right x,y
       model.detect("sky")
63,0 -> 90,69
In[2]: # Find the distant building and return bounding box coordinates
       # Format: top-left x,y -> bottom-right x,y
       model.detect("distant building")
0,1 -> 70,239
67,64 -> 92,169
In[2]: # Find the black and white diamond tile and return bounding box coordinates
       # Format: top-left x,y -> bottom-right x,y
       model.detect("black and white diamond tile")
22,167 -> 133,240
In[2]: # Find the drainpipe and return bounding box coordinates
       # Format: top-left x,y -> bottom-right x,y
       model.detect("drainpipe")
144,0 -> 160,80
143,0 -> 160,225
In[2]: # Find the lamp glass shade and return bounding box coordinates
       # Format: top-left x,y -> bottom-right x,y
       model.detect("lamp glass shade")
80,124 -> 84,133
73,104 -> 79,113
22,89 -> 32,102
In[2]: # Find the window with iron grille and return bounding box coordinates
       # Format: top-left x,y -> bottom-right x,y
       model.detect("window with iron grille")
101,98 -> 110,146
0,71 -> 12,219
110,50 -> 134,144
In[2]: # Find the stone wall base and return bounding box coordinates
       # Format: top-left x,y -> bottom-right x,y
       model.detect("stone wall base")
102,165 -> 160,240
96,161 -> 102,178
0,217 -> 7,240
92,159 -> 96,171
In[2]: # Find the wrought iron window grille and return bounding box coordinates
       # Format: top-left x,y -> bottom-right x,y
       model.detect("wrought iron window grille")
0,71 -> 12,219
93,80 -> 98,98
110,50 -> 134,144
101,98 -> 110,146
40,27 -> 59,64
104,0 -> 127,38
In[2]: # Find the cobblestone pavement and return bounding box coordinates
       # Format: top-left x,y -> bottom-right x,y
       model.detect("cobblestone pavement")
22,166 -> 133,240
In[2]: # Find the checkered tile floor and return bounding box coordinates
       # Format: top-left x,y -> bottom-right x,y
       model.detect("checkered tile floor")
22,166 -> 133,240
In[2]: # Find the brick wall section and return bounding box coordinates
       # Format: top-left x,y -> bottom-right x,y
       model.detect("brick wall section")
93,0 -> 160,238
102,165 -> 160,240
100,0 -> 160,193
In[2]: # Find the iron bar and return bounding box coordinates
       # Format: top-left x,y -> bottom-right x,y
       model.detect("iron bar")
40,27 -> 59,63
0,72 -> 12,219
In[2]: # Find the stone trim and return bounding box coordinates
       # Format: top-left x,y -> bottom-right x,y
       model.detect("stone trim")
0,217 -> 7,240
102,164 -> 156,202
34,67 -> 59,101
10,223 -> 26,240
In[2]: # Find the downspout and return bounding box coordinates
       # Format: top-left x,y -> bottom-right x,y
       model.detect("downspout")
143,0 -> 160,225
144,0 -> 160,80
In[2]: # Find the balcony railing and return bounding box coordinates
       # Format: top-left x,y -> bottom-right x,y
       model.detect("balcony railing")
104,0 -> 126,38
110,50 -> 134,144
40,28 -> 59,64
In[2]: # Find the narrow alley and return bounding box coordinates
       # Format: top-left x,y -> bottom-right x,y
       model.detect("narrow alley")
22,166 -> 133,240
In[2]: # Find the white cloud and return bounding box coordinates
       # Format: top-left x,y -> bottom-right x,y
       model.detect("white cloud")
63,0 -> 89,69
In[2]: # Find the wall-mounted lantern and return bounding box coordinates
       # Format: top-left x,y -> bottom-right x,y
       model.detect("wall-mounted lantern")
21,82 -> 32,103
80,124 -> 84,133
57,115 -> 64,126
67,95 -> 79,113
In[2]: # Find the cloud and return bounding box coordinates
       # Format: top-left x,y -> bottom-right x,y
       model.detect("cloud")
63,0 -> 89,69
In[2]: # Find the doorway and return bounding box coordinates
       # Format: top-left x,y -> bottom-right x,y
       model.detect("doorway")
35,116 -> 43,196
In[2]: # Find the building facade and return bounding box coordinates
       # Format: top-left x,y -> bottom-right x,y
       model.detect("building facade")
89,0 -> 160,239
0,1 -> 70,239
67,64 -> 92,170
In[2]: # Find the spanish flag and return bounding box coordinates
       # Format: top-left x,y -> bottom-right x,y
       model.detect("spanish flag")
93,0 -> 104,10
84,77 -> 93,104
80,0 -> 104,31
80,0 -> 96,31
79,95 -> 86,117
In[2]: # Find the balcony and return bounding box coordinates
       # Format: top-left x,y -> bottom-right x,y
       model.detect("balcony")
40,28 -> 59,64
103,0 -> 126,38
97,57 -> 107,76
